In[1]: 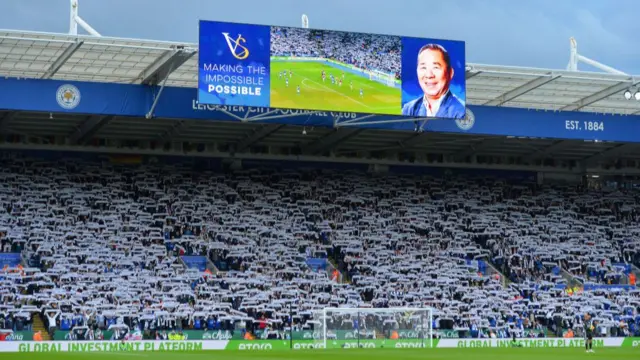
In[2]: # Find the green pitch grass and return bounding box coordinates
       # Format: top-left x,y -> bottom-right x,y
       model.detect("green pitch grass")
270,61 -> 402,115
2,347 -> 637,360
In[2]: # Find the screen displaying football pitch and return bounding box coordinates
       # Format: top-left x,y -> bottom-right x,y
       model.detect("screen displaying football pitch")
270,61 -> 401,115
199,20 -> 466,119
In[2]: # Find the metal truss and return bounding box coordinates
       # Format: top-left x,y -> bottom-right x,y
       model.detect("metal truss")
483,73 -> 561,106
138,49 -> 196,86
234,124 -> 285,153
303,128 -> 363,155
582,143 -> 639,165
560,80 -> 638,112
0,111 -> 17,133
156,120 -> 189,143
524,140 -> 575,161
69,115 -> 113,145
41,40 -> 83,79
452,138 -> 505,159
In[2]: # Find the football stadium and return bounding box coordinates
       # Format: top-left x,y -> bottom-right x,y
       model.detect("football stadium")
1,1 -> 640,360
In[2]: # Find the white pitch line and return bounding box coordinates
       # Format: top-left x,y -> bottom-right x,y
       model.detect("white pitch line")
299,75 -> 372,109
296,76 -> 400,112
301,78 -> 328,92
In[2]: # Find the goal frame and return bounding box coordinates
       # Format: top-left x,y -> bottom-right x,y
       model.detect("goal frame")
367,70 -> 396,87
320,307 -> 434,349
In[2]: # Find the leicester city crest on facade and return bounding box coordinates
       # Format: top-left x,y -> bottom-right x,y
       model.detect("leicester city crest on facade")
455,108 -> 475,131
56,84 -> 81,110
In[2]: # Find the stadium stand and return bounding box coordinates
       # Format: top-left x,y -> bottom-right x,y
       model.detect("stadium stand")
271,26 -> 401,76
0,155 -> 639,341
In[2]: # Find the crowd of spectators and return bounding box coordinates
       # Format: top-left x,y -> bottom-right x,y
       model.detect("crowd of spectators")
271,26 -> 401,77
1,157 -> 639,340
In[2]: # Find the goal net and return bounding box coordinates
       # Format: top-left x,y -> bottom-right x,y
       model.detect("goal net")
310,307 -> 433,349
367,70 -> 396,87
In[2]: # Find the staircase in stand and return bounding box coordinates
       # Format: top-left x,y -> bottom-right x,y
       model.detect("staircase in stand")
32,314 -> 51,341
627,263 -> 640,287
327,256 -> 349,284
560,268 -> 584,288
483,259 -> 511,287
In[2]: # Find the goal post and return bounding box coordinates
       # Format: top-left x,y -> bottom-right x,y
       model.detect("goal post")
311,307 -> 434,349
367,70 -> 396,87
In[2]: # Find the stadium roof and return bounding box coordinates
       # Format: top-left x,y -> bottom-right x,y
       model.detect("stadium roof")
1,29 -> 639,114
1,29 -> 640,166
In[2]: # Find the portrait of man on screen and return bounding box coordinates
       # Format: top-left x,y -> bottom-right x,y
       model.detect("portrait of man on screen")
402,44 -> 465,119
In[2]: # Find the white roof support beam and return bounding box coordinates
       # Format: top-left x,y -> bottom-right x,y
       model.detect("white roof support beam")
484,74 -> 561,106
41,41 -> 83,79
568,38 -> 627,76
69,0 -> 101,37
233,124 -> 284,153
560,80 -> 636,111
303,128 -> 362,155
582,143 -> 639,165
69,115 -> 113,145
465,70 -> 481,80
138,49 -> 196,86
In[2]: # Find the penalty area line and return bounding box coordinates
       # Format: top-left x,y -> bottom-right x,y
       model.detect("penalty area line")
299,79 -> 400,112
301,78 -> 329,92
299,76 -> 372,109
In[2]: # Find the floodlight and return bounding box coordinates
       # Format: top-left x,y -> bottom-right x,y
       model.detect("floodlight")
624,90 -> 632,100
635,91 -> 640,101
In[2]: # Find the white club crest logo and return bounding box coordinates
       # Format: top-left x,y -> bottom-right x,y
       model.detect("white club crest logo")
56,84 -> 81,110
222,32 -> 250,60
455,108 -> 475,131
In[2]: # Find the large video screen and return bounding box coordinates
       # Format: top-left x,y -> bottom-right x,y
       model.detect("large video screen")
198,20 -> 466,119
